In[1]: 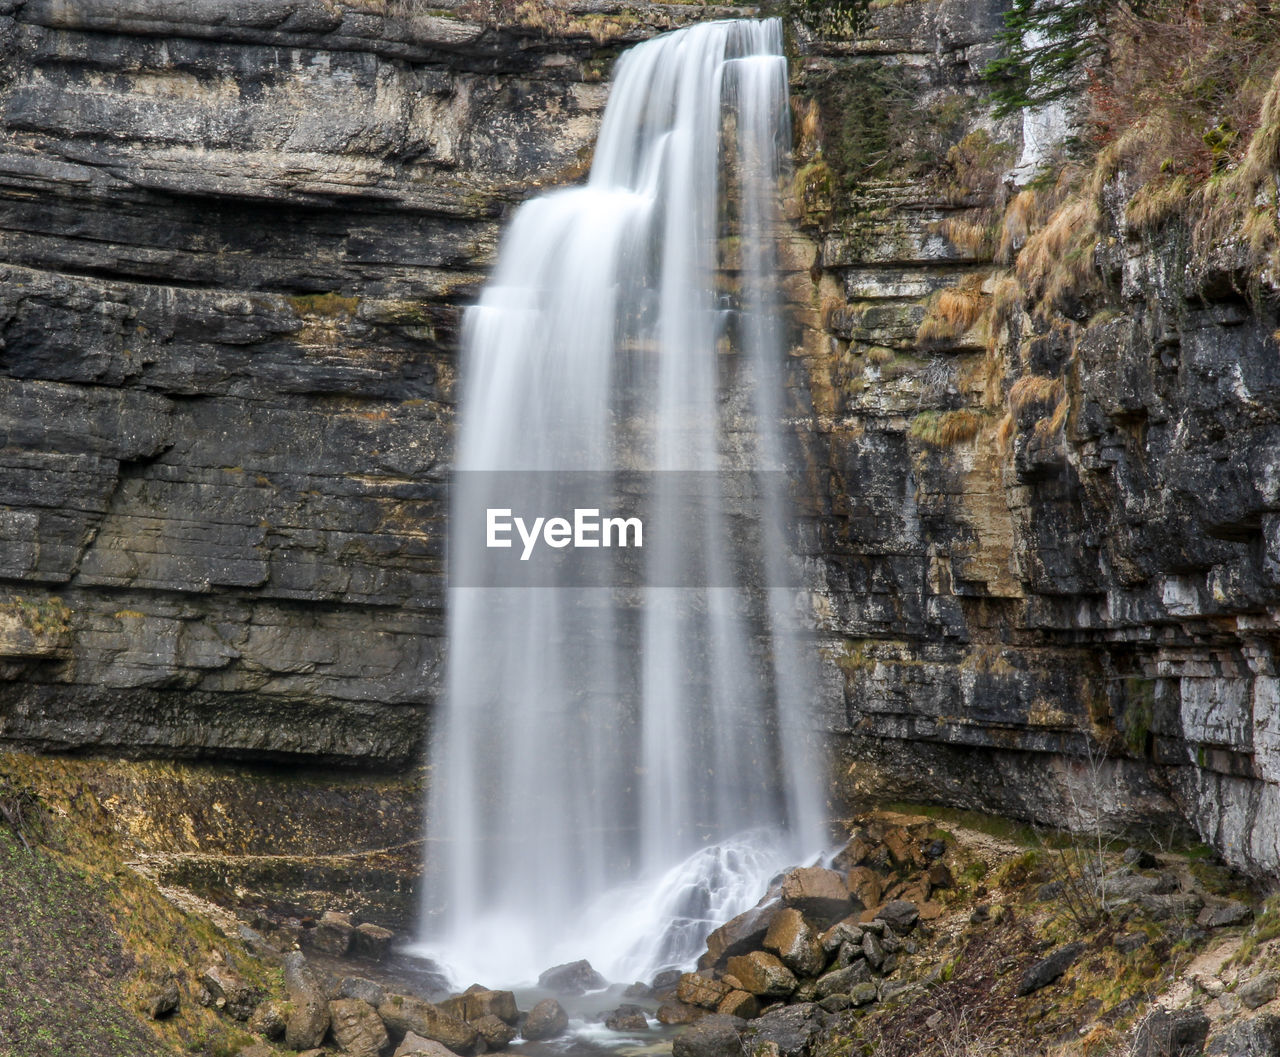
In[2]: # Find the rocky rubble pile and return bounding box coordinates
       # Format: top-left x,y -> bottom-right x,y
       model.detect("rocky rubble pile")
658,813 -> 949,1038
198,945 -> 563,1057
182,925 -> 595,1057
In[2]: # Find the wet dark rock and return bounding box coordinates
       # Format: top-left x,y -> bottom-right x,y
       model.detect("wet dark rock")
605,1005 -> 649,1032
623,981 -> 652,999
329,998 -> 390,1057
673,1014 -> 748,1057
861,931 -> 885,970
537,959 -> 606,995
1132,1008 -> 1210,1057
744,1002 -> 827,1057
1016,942 -> 1086,997
819,918 -> 863,955
1207,1014 -> 1280,1056
522,998 -> 569,1041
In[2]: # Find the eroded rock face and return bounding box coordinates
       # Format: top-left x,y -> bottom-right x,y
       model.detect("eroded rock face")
0,0 -> 710,768
785,0 -> 1280,880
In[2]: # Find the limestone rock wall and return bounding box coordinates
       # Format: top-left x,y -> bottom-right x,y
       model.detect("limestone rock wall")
788,0 -> 1280,874
0,0 -> 725,766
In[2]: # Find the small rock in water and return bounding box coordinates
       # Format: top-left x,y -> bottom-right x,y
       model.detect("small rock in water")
605,1004 -> 649,1031
623,981 -> 652,999
652,968 -> 683,993
439,988 -> 520,1026
523,998 -> 569,1041
537,958 -> 607,995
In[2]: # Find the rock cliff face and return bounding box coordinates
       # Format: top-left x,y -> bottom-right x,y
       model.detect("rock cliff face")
786,0 -> 1280,874
0,0 -> 723,766
2,0 -> 1279,877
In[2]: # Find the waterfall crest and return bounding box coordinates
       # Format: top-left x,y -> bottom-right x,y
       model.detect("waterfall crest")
418,17 -> 824,988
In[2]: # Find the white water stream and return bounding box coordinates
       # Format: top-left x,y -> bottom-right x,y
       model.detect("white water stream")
416,18 -> 824,989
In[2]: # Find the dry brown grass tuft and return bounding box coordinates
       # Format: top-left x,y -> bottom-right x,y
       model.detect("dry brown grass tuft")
917,275 -> 989,346
1008,374 -> 1065,414
1015,195 -> 1101,315
910,408 -> 987,447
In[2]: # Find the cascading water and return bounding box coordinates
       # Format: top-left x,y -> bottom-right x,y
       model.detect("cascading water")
417,17 -> 825,989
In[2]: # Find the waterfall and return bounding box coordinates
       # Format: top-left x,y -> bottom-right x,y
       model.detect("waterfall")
416,17 -> 824,988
